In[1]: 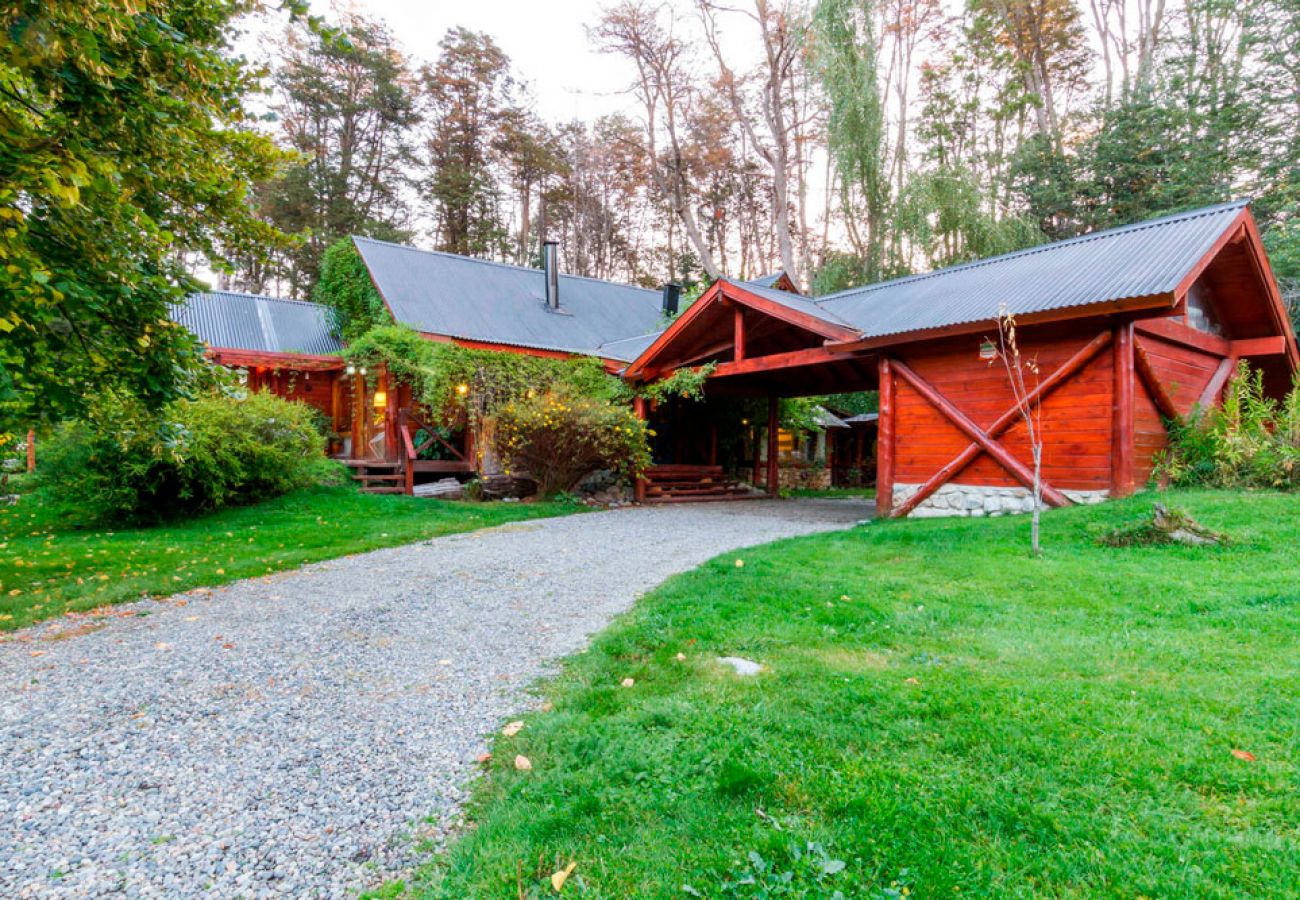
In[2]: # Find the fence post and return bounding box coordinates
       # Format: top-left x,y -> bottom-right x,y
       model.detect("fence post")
26,429 -> 35,473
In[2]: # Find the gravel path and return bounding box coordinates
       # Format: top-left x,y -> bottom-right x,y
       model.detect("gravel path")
1,499 -> 865,898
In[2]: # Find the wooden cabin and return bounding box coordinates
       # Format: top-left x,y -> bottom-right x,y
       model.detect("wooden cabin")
175,202 -> 1296,512
170,292 -> 350,453
622,201 -> 1298,515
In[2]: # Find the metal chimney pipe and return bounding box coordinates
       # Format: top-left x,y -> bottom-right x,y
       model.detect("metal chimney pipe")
543,240 -> 560,309
661,282 -> 682,317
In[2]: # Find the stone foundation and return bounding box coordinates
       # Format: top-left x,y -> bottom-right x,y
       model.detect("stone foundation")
892,482 -> 1109,518
778,464 -> 831,491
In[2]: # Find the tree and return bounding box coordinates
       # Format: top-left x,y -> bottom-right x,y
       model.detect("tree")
238,11 -> 421,297
423,28 -> 515,257
0,0 -> 292,435
593,1 -> 722,280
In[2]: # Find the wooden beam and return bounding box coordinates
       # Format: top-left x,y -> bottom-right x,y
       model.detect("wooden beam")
892,331 -> 1112,518
734,306 -> 746,362
633,397 -> 648,502
711,345 -> 869,380
876,357 -> 895,517
1174,213 -> 1250,298
722,281 -> 860,342
1112,322 -> 1136,498
891,359 -> 1072,509
1133,336 -> 1181,421
208,348 -> 346,372
26,429 -> 35,473
1134,318 -> 1231,357
1197,356 -> 1236,410
767,395 -> 779,496
1232,336 -> 1288,357
829,293 -> 1175,357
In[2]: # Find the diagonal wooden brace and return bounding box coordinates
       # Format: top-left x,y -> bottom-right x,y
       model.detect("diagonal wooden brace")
890,355 -> 1082,515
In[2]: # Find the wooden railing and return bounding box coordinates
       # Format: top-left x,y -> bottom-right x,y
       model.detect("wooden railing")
397,408 -> 475,495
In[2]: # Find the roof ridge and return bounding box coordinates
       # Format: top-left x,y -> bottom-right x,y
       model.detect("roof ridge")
814,199 -> 1249,306
351,236 -> 660,296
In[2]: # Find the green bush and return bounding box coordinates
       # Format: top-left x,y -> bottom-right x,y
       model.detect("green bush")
496,391 -> 651,497
39,391 -> 327,522
1158,363 -> 1300,490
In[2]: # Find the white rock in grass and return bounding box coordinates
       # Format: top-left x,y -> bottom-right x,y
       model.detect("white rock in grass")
717,656 -> 763,677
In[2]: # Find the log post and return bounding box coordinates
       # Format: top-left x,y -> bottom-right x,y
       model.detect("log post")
766,394 -> 779,495
877,357 -> 895,516
633,396 -> 648,502
26,429 -> 35,473
1111,322 -> 1135,498
734,306 -> 746,361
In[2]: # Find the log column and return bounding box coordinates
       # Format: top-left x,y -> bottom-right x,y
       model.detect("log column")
1111,322 -> 1135,498
766,394 -> 779,495
26,429 -> 35,473
877,357 -> 895,516
633,396 -> 648,502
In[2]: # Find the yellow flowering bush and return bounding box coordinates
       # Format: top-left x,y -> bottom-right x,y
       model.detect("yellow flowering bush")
495,391 -> 651,497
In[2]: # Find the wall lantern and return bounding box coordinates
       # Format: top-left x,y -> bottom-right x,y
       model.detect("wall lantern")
741,418 -> 750,426
346,364 -> 356,375
373,390 -> 387,409
456,383 -> 470,396
979,339 -> 997,361
359,366 -> 368,376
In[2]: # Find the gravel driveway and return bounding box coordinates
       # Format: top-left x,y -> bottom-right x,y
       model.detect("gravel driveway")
1,499 -> 865,898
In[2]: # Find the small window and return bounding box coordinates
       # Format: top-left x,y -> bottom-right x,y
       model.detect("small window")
1185,283 -> 1223,336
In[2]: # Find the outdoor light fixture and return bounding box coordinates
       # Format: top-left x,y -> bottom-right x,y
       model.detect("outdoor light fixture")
346,364 -> 356,375
373,391 -> 387,409
456,383 -> 470,396
359,367 -> 368,376
741,418 -> 750,426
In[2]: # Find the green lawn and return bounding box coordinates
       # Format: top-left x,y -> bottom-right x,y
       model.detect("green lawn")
0,484 -> 576,631
405,490 -> 1300,899
787,486 -> 876,499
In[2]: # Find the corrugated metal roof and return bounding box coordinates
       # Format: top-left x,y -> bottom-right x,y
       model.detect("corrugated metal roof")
598,330 -> 666,363
743,272 -> 786,290
171,292 -> 342,355
354,237 -> 665,357
816,201 -> 1247,339
731,279 -> 858,332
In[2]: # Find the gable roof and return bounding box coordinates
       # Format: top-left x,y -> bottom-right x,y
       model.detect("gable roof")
172,291 -> 342,355
817,200 -> 1250,340
742,271 -> 800,294
353,237 -> 665,358
597,330 -> 666,363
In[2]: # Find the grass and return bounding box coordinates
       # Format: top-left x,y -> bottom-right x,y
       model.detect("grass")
403,489 -> 1300,899
786,485 -> 876,499
0,484 -> 577,631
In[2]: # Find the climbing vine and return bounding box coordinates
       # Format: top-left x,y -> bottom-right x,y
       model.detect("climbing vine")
314,238 -> 393,340
636,364 -> 715,404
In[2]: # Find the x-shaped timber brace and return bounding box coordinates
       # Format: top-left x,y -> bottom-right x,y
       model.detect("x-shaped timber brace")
885,330 -> 1116,519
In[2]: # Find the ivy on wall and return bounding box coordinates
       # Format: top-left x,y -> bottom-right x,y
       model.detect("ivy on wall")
314,238 -> 393,340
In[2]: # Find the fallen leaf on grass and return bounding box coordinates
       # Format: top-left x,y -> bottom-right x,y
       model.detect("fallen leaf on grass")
904,677 -> 920,685
621,677 -> 635,688
540,701 -> 553,712
476,752 -> 492,764
551,861 -> 577,891
514,755 -> 532,771
1231,749 -> 1257,762
676,652 -> 686,662
734,559 -> 744,567
502,720 -> 524,737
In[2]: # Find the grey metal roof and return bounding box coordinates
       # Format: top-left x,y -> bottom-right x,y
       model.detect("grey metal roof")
354,237 -> 665,357
813,406 -> 850,429
843,413 -> 879,424
729,279 -> 857,332
172,291 -> 342,355
742,272 -> 787,290
597,330 -> 666,363
815,201 -> 1248,340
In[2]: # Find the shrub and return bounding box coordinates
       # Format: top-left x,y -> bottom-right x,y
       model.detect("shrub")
495,391 -> 651,497
1157,363 -> 1300,490
39,391 -> 326,522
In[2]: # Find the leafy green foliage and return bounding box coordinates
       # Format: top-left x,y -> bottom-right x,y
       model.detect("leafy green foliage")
343,325 -> 626,423
495,391 -> 650,496
0,0 -> 292,433
638,364 -> 715,404
314,238 -> 393,339
38,391 -> 326,523
1158,364 -> 1300,490
0,484 -> 578,630
414,490 -> 1300,897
